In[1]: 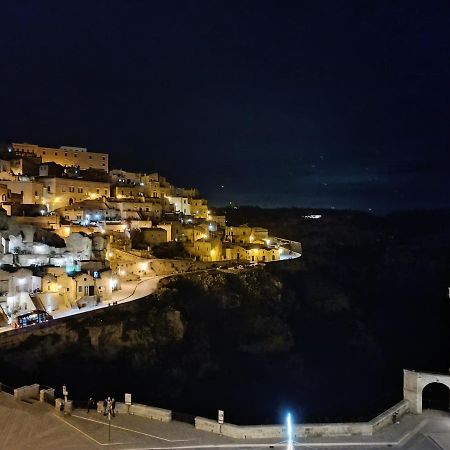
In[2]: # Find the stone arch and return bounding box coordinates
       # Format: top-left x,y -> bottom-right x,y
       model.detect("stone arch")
422,382 -> 450,411
404,370 -> 450,413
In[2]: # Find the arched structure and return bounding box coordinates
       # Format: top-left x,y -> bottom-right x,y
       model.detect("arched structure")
422,382 -> 450,411
404,370 -> 450,413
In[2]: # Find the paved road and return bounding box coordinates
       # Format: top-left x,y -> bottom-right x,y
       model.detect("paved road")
0,275 -> 166,334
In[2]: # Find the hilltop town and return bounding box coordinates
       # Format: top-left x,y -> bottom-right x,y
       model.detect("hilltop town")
0,142 -> 300,330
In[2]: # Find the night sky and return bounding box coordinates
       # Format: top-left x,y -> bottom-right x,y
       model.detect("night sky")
1,1 -> 449,212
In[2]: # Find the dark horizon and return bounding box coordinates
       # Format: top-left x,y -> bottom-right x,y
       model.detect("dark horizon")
1,0 -> 450,212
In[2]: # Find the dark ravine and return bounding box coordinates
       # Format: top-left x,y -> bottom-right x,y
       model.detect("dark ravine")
1,208 -> 450,425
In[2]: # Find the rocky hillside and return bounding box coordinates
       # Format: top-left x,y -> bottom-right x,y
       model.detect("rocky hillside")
2,207 -> 450,424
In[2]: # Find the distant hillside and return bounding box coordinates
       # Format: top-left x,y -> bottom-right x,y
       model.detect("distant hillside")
1,207 -> 449,424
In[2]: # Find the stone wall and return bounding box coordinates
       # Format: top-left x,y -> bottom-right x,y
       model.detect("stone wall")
403,369 -> 450,414
195,400 -> 409,439
14,383 -> 39,401
370,400 -> 409,432
115,402 -> 171,422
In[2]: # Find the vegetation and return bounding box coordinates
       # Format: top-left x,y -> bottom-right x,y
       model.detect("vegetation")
1,207 -> 449,424
149,241 -> 189,259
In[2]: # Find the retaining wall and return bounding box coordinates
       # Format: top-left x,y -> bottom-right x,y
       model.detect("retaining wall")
14,384 -> 39,401
115,402 -> 171,422
370,400 -> 409,432
195,400 -> 410,439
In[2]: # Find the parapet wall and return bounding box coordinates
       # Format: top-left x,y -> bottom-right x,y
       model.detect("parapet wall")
115,402 -> 171,422
14,383 -> 40,401
195,400 -> 409,439
3,381 -> 410,440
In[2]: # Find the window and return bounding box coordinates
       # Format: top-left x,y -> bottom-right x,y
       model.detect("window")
35,191 -> 38,196
89,156 -> 92,159
47,186 -> 51,193
1,195 -> 5,201
54,152 -> 58,156
78,188 -> 83,193
64,153 -> 67,157
74,154 -> 77,158
96,188 -> 100,194
42,151 -> 46,155
102,156 -> 105,160
104,189 -> 108,195
69,186 -> 74,192
78,286 -> 82,292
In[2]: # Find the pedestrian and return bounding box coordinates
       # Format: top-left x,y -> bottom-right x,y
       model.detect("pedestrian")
103,398 -> 107,416
87,397 -> 93,413
59,401 -> 64,416
392,412 -> 398,424
111,398 -> 116,417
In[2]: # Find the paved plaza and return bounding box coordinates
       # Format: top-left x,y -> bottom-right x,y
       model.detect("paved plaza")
1,392 -> 450,450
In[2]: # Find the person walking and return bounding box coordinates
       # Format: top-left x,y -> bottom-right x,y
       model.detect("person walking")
87,397 -> 94,413
103,398 -> 107,416
111,398 -> 116,417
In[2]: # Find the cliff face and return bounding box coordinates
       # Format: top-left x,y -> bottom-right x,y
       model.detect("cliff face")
0,269 -> 290,400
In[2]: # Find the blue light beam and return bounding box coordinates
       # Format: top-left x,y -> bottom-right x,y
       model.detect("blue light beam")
286,412 -> 294,450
